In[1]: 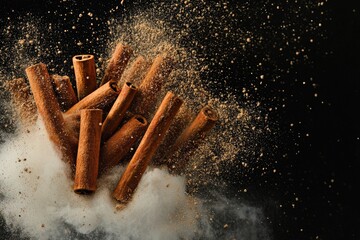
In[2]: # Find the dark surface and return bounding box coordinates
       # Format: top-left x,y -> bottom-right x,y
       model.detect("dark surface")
0,1 -> 359,239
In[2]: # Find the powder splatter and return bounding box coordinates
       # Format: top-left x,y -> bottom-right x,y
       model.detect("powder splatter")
0,0 -> 328,239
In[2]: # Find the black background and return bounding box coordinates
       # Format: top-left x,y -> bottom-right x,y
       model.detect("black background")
0,0 -> 359,239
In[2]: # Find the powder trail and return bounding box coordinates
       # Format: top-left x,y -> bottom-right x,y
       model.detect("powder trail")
0,1 -> 327,239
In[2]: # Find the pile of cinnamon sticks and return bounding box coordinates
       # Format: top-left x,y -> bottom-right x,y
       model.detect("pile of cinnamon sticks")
7,43 -> 219,207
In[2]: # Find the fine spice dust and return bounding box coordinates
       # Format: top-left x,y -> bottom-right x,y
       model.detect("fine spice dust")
0,1 -> 328,239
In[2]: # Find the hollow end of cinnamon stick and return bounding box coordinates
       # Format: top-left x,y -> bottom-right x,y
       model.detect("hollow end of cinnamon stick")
176,105 -> 218,148
168,105 -> 219,174
202,105 -> 219,123
73,54 -> 97,100
74,55 -> 92,61
108,80 -> 119,92
126,81 -> 136,90
73,109 -> 102,194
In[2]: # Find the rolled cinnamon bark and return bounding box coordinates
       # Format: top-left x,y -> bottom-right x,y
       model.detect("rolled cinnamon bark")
100,43 -> 133,86
168,105 -> 219,174
73,54 -> 97,100
4,78 -> 37,126
100,115 -> 148,173
152,105 -> 194,166
73,109 -> 102,194
63,112 -> 81,140
25,63 -> 77,165
51,74 -> 78,111
101,82 -> 137,141
113,92 -> 183,204
119,55 -> 148,86
65,80 -> 120,115
130,54 -> 174,117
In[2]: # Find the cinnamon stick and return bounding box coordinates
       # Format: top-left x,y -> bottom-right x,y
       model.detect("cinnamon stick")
101,82 -> 137,141
100,43 -> 133,86
63,112 -> 81,140
168,105 -> 219,174
65,80 -> 120,115
100,115 -> 148,173
113,91 -> 183,204
73,54 -> 97,100
152,105 -> 194,166
51,74 -> 78,112
25,63 -> 77,165
73,109 -> 102,194
130,54 -> 174,118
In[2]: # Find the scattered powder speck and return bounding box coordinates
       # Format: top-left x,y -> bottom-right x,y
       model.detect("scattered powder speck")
0,1 -> 328,239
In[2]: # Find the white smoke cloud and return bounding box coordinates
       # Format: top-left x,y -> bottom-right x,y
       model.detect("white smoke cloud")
0,119 -> 270,239
0,119 -> 200,239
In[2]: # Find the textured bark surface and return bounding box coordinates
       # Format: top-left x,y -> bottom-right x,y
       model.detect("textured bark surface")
101,81 -> 137,141
73,54 -> 97,100
73,109 -> 102,194
25,63 -> 78,165
130,54 -> 173,118
113,92 -> 183,204
51,74 -> 78,111
100,43 -> 133,86
65,80 -> 120,115
168,105 -> 218,174
100,115 -> 148,174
